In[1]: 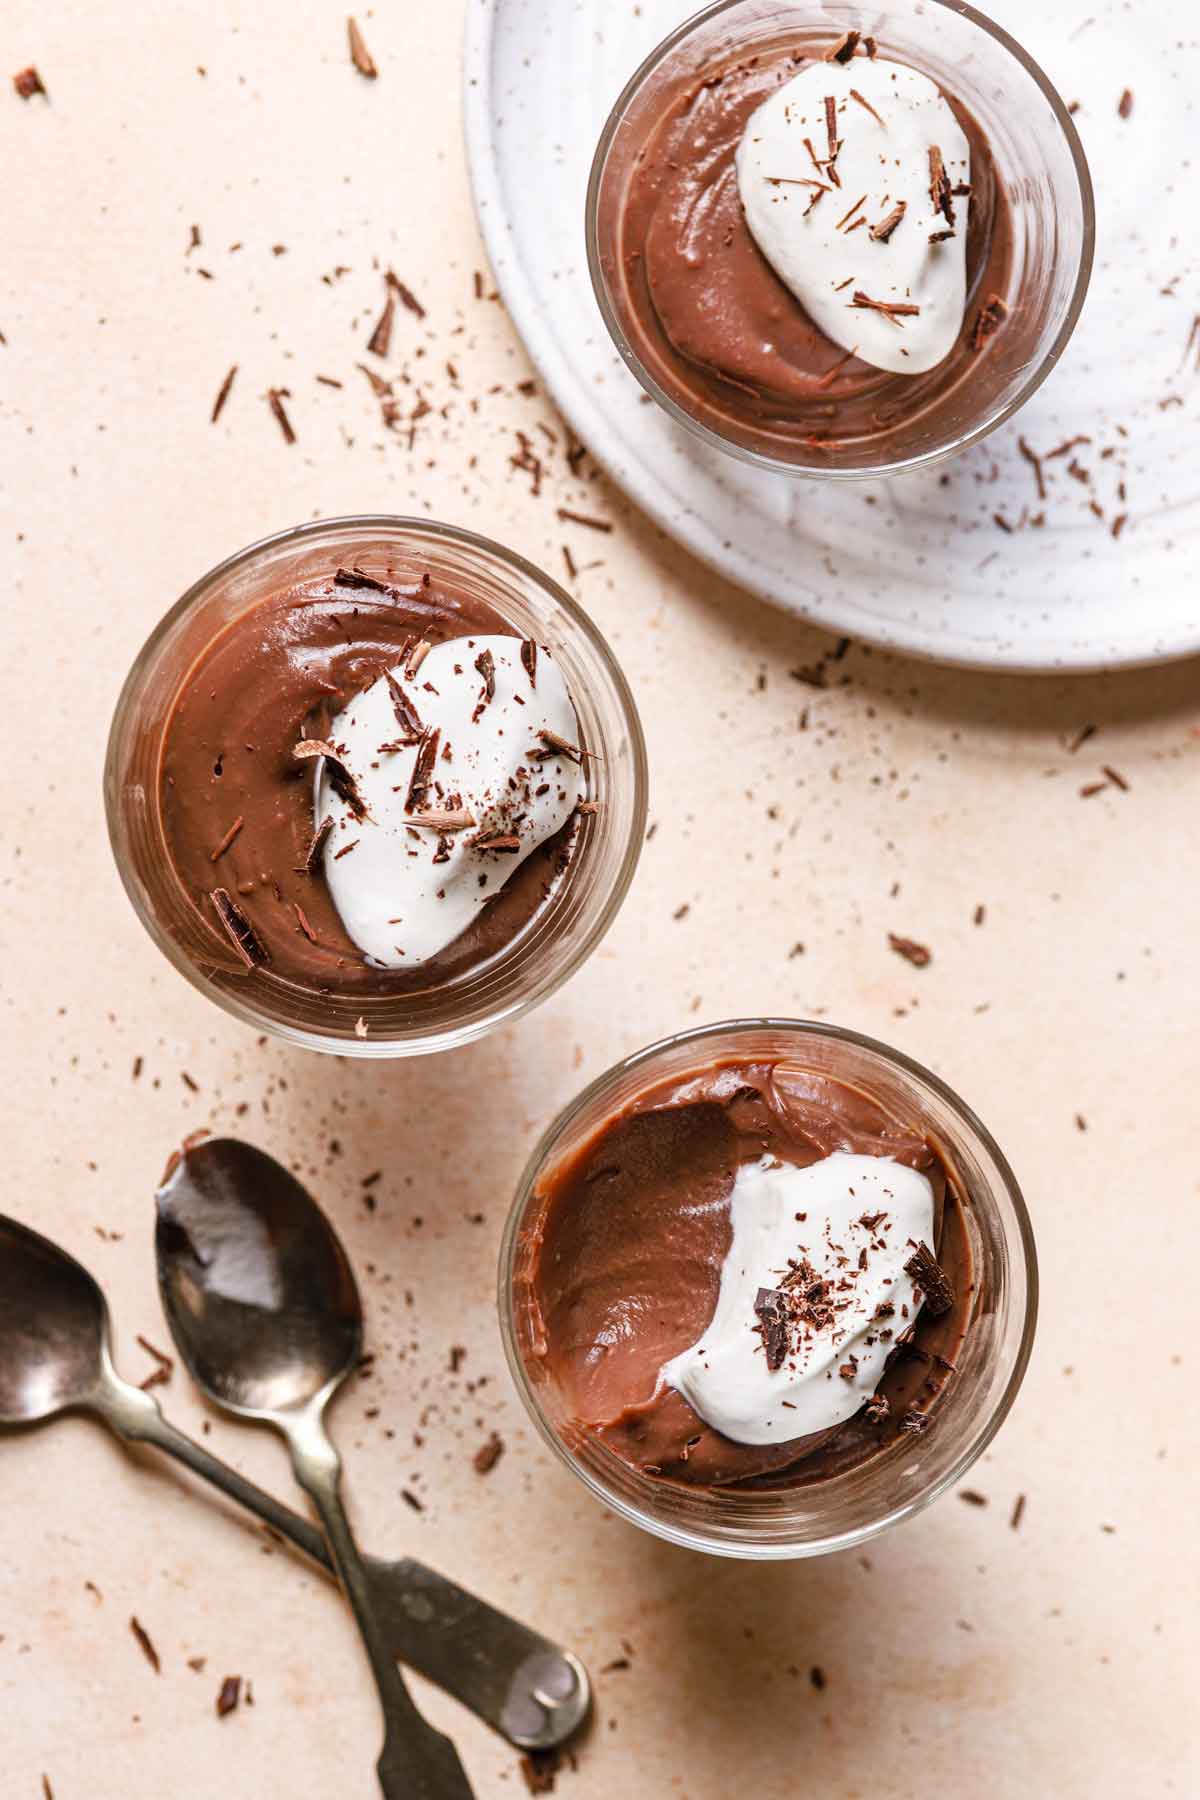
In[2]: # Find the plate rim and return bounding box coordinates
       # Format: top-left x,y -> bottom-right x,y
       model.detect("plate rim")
462,0 -> 1199,676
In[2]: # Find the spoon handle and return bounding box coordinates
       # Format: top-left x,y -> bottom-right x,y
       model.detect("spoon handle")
93,1374 -> 588,1751
285,1407 -> 475,1800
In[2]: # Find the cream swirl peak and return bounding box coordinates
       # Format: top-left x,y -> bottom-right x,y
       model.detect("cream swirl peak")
316,636 -> 584,967
736,57 -> 970,375
662,1151 -> 936,1445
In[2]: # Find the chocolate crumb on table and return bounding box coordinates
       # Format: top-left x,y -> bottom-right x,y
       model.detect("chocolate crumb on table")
1010,1493 -> 1027,1530
216,1675 -> 242,1717
210,363 -> 237,423
473,1431 -> 505,1474
809,1665 -> 827,1691
347,16 -> 378,79
519,1748 -> 563,1794
130,1616 -> 162,1674
13,65 -> 47,99
266,386 -> 296,444
888,932 -> 931,968
1117,88 -> 1133,119
959,1488 -> 988,1507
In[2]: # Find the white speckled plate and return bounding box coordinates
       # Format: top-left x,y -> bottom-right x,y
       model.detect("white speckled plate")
464,0 -> 1199,671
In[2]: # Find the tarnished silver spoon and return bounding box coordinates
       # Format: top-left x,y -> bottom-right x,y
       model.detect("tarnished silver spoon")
155,1137 -> 480,1798
0,1213 -> 588,1756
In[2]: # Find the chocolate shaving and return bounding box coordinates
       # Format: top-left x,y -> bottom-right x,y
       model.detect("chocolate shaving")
520,639 -> 538,687
904,1241 -> 955,1315
888,932 -> 931,967
556,506 -> 612,532
404,808 -> 476,832
385,670 -> 424,737
1117,88 -> 1133,119
863,35 -> 878,58
851,291 -> 920,323
216,1676 -> 242,1717
473,1432 -> 505,1474
136,1335 -> 174,1391
971,294 -> 1008,351
211,889 -> 268,968
537,728 -> 583,763
824,94 -> 839,164
473,648 -> 496,720
825,30 -> 861,62
864,1393 -> 890,1423
900,1408 -> 931,1434
266,387 -> 295,444
129,1617 -> 161,1674
469,831 -> 521,853
347,17 -> 378,78
1018,436 -> 1047,500
849,87 -> 885,128
335,566 -> 390,592
209,816 -> 245,862
293,902 -> 318,943
405,637 -> 433,677
210,364 -> 237,423
836,194 -> 868,230
928,228 -> 955,244
301,815 -> 333,873
385,270 -> 426,319
929,145 -> 955,227
403,727 -> 441,813
754,1287 -> 790,1371
869,201 -> 906,242
1010,1493 -> 1027,1531
367,287 -> 396,358
13,66 -> 46,99
293,738 -> 367,819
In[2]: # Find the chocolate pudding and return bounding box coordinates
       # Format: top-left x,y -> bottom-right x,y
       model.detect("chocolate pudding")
156,568 -> 587,996
520,1059 -> 974,1491
599,31 -> 1016,461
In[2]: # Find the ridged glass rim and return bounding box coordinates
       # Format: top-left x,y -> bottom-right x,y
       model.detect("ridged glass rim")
585,0 -> 1096,483
103,514 -> 649,1058
499,1017 -> 1039,1558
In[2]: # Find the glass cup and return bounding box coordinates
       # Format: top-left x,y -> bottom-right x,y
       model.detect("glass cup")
587,0 -> 1094,478
500,1019 -> 1037,1559
104,517 -> 648,1057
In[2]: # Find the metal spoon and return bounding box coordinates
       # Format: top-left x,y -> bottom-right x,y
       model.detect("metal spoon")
0,1214 -> 588,1754
155,1138 -> 480,1799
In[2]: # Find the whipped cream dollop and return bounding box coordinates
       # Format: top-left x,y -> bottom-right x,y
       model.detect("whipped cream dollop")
736,57 -> 970,374
314,636 -> 583,967
662,1151 -> 935,1445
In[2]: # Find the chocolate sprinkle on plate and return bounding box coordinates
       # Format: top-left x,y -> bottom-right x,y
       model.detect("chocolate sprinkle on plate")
211,888 -> 269,968
904,1241 -> 955,1315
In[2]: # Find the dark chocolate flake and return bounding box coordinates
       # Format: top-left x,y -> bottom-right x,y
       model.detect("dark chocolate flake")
825,29 -> 861,61
904,1241 -> 955,1315
473,648 -> 496,720
385,671 -> 424,738
335,565 -> 390,593
211,889 -> 269,968
469,831 -> 521,854
301,815 -> 334,874
294,738 -> 368,819
754,1286 -> 790,1371
403,727 -> 441,813
929,144 -> 955,227
266,387 -> 296,444
869,201 -> 906,243
473,1432 -> 505,1475
520,639 -> 538,686
209,816 -> 244,861
386,270 -> 426,319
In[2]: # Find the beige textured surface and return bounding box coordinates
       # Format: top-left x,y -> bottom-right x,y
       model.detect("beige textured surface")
1,4 -> 1196,1796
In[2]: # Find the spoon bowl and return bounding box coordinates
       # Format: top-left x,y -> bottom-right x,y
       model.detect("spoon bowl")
156,1136 -> 474,1799
157,1138 -> 360,1416
0,1218 -> 108,1424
